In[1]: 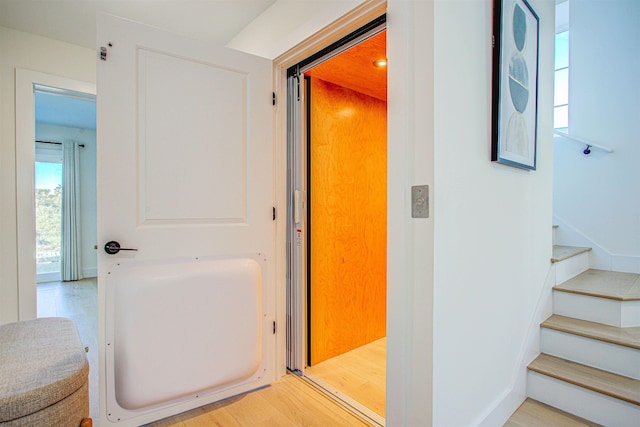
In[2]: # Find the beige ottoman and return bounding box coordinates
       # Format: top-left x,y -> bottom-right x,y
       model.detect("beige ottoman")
0,318 -> 90,427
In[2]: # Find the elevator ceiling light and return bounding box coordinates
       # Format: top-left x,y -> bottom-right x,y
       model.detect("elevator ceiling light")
372,58 -> 387,68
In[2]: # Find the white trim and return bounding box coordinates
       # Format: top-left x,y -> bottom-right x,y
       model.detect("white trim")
36,272 -> 61,284
382,1 -> 436,424
476,266 -> 555,427
15,68 -> 95,320
553,215 -> 640,274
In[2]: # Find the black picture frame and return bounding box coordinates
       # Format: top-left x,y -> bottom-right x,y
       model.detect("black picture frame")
491,0 -> 540,170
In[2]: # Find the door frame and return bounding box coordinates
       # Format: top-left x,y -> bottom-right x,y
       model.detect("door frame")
15,68 -> 96,320
282,20 -> 387,427
274,2 -> 389,425
273,0 -> 387,380
273,0 -> 387,379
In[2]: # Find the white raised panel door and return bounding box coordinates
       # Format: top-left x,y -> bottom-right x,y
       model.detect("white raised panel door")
97,14 -> 274,426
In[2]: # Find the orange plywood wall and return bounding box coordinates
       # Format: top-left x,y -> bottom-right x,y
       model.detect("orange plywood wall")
309,77 -> 387,365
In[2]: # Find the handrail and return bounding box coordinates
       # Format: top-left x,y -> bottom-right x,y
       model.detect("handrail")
553,130 -> 614,154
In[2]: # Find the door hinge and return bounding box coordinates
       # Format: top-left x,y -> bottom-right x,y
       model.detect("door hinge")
272,92 -> 276,106
273,321 -> 276,334
272,207 -> 276,221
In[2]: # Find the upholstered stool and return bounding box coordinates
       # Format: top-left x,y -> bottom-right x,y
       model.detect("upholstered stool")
0,317 -> 90,427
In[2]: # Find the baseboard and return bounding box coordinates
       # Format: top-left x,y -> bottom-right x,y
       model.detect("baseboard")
37,272 -> 61,283
611,255 -> 640,275
553,215 -> 640,274
476,266 -> 555,426
37,269 -> 96,283
476,378 -> 527,427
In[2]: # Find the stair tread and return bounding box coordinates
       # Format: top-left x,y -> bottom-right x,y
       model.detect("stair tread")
551,245 -> 592,263
528,354 -> 640,406
554,269 -> 640,301
504,398 -> 602,427
542,315 -> 640,350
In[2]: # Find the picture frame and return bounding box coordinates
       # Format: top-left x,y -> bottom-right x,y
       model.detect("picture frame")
491,0 -> 540,170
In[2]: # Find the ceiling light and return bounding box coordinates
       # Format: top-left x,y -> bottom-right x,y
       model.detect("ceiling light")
373,58 -> 387,68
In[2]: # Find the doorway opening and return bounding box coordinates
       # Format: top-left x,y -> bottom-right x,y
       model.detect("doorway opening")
31,84 -> 99,420
286,16 -> 387,424
33,85 -> 97,284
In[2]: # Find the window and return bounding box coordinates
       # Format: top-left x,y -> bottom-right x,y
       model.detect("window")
554,0 -> 569,130
35,144 -> 63,277
554,31 -> 569,129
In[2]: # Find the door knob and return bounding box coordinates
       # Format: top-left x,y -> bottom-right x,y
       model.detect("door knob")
104,241 -> 138,255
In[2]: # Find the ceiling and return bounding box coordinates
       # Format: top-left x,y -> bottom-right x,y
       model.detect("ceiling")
35,91 -> 96,131
306,30 -> 387,101
0,0 -> 277,49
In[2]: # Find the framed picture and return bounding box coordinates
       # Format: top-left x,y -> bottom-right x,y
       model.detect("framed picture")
491,0 -> 540,170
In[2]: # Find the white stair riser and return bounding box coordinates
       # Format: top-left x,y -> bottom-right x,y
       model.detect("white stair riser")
527,371 -> 640,427
552,227 -> 558,246
553,291 -> 640,327
623,300 -> 640,327
555,252 -> 590,285
540,328 -> 640,379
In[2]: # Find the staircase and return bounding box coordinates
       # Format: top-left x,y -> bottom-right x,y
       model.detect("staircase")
507,244 -> 640,426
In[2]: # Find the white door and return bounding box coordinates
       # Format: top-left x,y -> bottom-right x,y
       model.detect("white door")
97,14 -> 275,426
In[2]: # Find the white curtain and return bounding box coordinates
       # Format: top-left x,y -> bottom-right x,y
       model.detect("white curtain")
61,140 -> 83,281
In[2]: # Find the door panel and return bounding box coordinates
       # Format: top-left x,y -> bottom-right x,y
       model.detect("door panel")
137,48 -> 247,224
97,14 -> 274,426
309,77 -> 387,365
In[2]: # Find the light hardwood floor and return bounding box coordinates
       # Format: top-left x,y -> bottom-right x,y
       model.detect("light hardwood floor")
505,399 -> 602,427
145,375 -> 371,427
555,269 -> 640,300
306,338 -> 386,418
37,278 -> 99,420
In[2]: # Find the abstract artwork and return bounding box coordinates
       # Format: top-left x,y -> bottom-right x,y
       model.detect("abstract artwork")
491,0 -> 540,170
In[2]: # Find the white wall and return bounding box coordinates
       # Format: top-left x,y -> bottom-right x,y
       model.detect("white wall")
432,0 -> 554,425
35,123 -> 97,278
553,0 -> 640,273
0,26 -> 95,324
